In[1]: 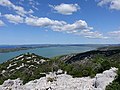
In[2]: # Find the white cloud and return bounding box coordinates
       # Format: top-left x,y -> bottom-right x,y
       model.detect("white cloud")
79,30 -> 108,39
98,0 -> 120,10
0,0 -> 34,16
25,16 -> 106,39
0,0 -> 106,39
0,20 -> 5,26
49,3 -> 80,15
0,12 -> 1,17
4,14 -> 24,24
25,16 -> 91,32
109,30 -> 120,38
32,5 -> 39,10
28,0 -> 39,10
25,16 -> 66,27
51,20 -> 93,34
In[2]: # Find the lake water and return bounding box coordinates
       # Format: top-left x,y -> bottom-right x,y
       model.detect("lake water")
0,46 -> 98,63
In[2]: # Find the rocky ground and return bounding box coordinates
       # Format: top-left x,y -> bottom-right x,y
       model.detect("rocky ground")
0,67 -> 117,90
0,47 -> 120,90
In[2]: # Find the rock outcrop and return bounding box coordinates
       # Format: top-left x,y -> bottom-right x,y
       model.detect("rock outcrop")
0,67 -> 117,90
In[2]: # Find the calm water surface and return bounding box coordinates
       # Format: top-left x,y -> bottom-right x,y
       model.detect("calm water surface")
0,46 -> 98,63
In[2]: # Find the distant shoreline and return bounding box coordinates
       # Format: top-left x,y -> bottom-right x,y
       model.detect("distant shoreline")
0,44 -> 119,53
0,47 -> 31,53
0,44 -> 104,53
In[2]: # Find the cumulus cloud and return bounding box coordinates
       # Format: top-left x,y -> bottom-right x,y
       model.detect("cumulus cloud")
0,0 -> 34,16
97,0 -> 120,10
25,16 -> 106,39
0,0 -> 106,39
25,16 -> 91,32
25,16 -> 66,27
4,14 -> 24,24
0,20 -> 5,26
51,20 -> 93,31
49,3 -> 80,15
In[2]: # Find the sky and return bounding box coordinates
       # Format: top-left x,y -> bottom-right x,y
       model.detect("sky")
0,0 -> 120,44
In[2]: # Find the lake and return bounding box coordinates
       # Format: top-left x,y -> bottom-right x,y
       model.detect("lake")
0,46 -> 98,63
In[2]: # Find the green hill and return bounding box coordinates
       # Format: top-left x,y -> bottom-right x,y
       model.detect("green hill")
0,53 -> 51,84
0,47 -> 120,90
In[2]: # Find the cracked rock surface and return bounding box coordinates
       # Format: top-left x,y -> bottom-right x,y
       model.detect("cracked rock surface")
0,67 -> 117,90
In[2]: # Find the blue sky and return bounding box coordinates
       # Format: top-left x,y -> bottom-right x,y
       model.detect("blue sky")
0,0 -> 120,44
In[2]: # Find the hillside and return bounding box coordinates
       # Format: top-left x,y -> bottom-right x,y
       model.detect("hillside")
0,53 -> 50,84
58,47 -> 120,90
0,67 -> 117,90
98,45 -> 120,51
0,46 -> 120,90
